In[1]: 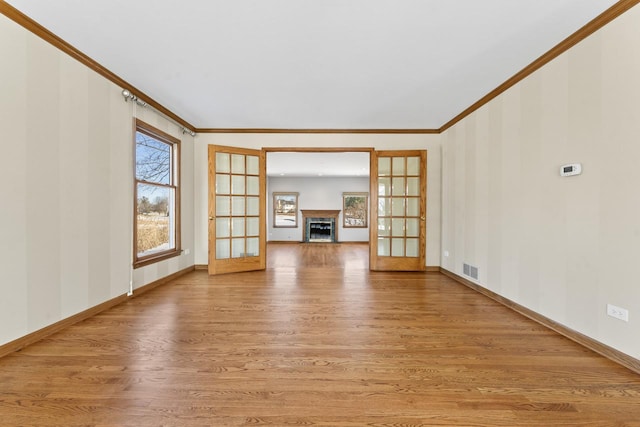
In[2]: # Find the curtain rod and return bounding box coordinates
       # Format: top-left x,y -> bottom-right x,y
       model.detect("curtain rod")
121,89 -> 196,137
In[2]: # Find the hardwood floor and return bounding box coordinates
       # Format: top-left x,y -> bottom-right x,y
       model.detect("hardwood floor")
1,242 -> 640,426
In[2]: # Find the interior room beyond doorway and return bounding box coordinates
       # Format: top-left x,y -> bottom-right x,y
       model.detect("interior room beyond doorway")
266,151 -> 371,244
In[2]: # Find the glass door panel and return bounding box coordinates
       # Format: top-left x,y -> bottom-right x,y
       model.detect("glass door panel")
247,156 -> 259,174
231,175 -> 245,194
232,197 -> 245,215
246,238 -> 259,256
216,153 -> 230,173
370,150 -> 427,271
407,178 -> 420,196
216,174 -> 230,194
407,156 -> 420,175
216,218 -> 230,238
216,196 -> 230,216
247,176 -> 260,195
378,238 -> 390,256
231,154 -> 245,173
406,238 -> 420,257
378,157 -> 391,176
208,145 -> 266,274
247,197 -> 260,215
406,218 -> 420,237
247,217 -> 260,236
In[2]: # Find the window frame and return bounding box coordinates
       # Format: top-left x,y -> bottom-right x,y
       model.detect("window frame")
133,119 -> 181,268
272,192 -> 299,228
342,192 -> 369,228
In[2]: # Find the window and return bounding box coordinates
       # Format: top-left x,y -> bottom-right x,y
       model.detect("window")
134,120 -> 180,267
343,192 -> 368,228
273,192 -> 299,227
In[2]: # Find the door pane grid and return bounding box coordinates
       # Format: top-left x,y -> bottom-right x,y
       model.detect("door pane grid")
377,155 -> 420,258
215,153 -> 261,260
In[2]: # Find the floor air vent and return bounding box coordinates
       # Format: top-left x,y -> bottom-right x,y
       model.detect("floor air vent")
463,263 -> 478,280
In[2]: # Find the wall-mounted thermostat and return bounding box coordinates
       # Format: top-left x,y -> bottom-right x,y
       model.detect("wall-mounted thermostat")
560,163 -> 582,177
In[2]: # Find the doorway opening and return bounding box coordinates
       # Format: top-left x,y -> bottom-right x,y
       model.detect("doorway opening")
265,149 -> 372,247
208,146 -> 427,274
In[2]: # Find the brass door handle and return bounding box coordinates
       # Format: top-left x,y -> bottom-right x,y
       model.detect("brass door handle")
209,216 -> 215,220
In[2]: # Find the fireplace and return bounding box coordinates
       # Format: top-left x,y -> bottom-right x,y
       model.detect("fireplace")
301,210 -> 340,243
308,220 -> 334,242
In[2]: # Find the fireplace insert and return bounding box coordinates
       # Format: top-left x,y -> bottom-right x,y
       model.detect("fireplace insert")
305,218 -> 336,242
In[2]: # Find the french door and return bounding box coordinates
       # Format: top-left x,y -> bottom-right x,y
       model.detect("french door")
370,150 -> 427,271
208,145 -> 266,275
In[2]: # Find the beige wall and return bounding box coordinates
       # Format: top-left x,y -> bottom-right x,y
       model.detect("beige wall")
0,15 -> 195,346
194,134 -> 442,267
441,5 -> 640,359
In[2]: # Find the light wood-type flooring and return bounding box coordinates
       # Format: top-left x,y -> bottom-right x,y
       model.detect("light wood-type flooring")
1,242 -> 640,426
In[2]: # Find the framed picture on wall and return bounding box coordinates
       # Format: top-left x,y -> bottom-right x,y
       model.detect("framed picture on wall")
273,192 -> 299,228
343,192 -> 368,228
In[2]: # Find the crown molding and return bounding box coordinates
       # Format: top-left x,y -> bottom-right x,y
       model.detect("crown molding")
0,1 -> 196,132
439,0 -> 640,133
195,128 -> 439,134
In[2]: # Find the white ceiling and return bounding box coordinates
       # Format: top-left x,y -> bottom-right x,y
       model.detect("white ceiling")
5,0 -> 619,130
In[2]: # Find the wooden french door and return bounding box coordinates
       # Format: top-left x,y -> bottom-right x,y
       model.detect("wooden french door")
208,145 -> 266,275
370,150 -> 427,271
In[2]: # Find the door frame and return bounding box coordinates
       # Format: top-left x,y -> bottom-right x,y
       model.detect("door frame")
208,146 -> 429,273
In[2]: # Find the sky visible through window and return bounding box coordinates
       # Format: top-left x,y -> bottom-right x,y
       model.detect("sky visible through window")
136,132 -> 171,203
136,132 -> 170,183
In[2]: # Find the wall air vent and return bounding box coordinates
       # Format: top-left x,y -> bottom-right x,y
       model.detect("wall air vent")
463,263 -> 478,280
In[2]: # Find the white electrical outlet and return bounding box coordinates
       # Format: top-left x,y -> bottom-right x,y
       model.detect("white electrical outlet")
607,304 -> 629,322
183,248 -> 190,255
444,250 -> 450,257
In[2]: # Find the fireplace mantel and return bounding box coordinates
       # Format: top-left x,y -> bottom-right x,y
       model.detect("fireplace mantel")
301,210 -> 341,219
301,210 -> 341,242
